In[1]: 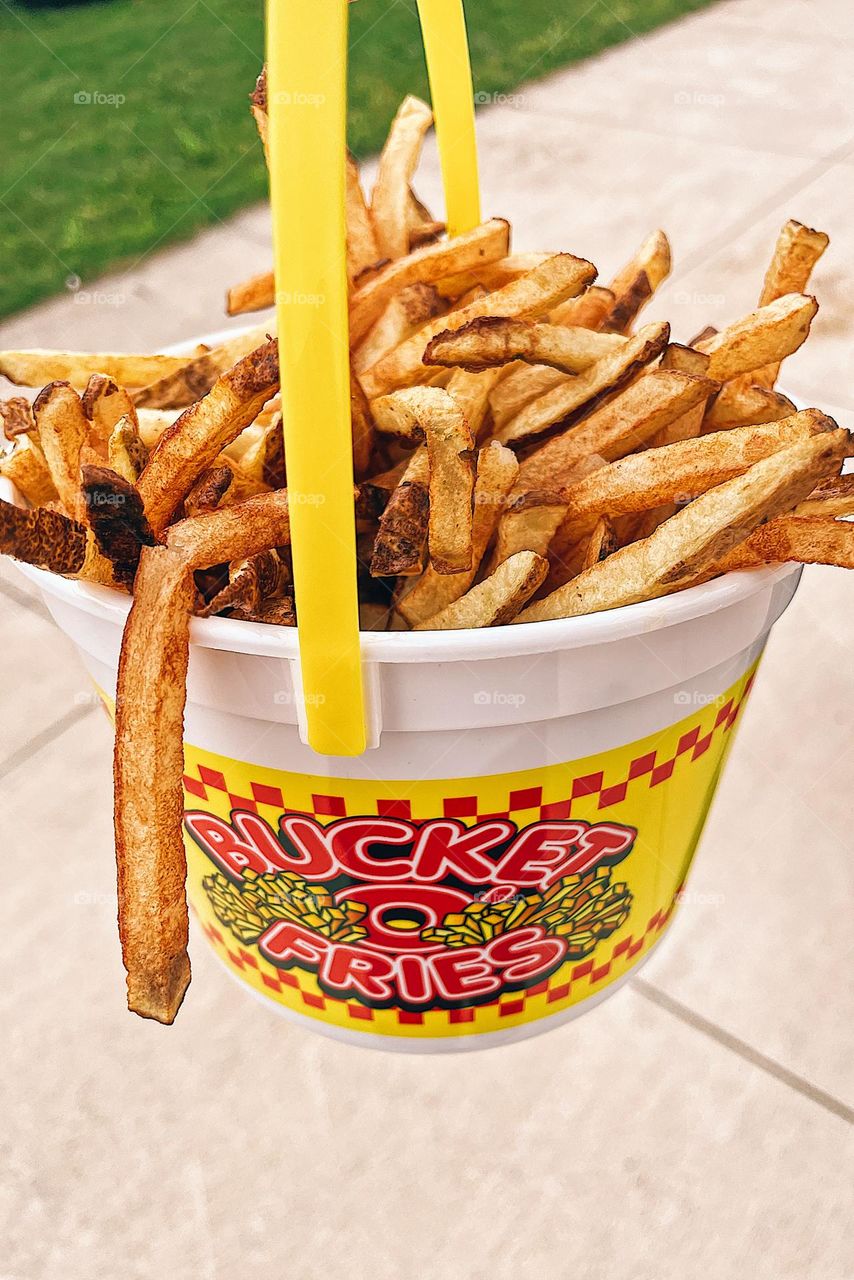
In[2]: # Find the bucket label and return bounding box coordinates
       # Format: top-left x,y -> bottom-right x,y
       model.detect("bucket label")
181,663 -> 758,1039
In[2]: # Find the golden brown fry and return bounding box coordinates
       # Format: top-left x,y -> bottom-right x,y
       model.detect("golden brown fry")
233,594 -> 296,626
81,374 -> 138,456
132,325 -> 271,410
0,396 -> 35,440
166,487 -> 292,569
517,431 -> 849,622
250,66 -> 269,162
0,439 -> 59,507
760,220 -> 829,308
114,544 -> 194,1022
435,253 -> 551,299
371,96 -> 434,260
237,415 -> 286,488
603,230 -> 671,333
445,366 -> 502,443
347,151 -> 382,281
349,219 -> 510,344
138,339 -> 279,535
361,254 -> 598,397
559,411 -> 831,522
32,380 -> 89,519
582,516 -> 618,571
370,448 -> 430,577
550,286 -> 616,331
698,294 -> 817,382
516,369 -> 719,492
373,387 -> 475,573
793,472 -> 854,518
702,382 -> 796,433
490,489 -> 566,565
349,374 -> 375,479
424,317 -> 626,375
717,515 -> 854,570
200,547 -> 290,617
397,441 -> 518,625
182,466 -> 234,518
495,321 -> 670,448
352,283 -> 445,374
0,496 -> 87,574
226,271 -> 275,316
415,550 -> 547,630
0,349 -> 189,390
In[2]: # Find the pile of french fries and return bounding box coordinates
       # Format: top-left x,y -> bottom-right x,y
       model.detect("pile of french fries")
1,77 -> 852,1023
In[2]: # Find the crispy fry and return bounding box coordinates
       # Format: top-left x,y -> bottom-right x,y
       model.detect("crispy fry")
550,285 -> 616,331
0,396 -> 35,440
233,594 -> 297,626
702,382 -> 796,433
370,448 -> 430,577
352,283 -> 445,375
80,465 -> 159,589
200,548 -> 290,617
81,374 -> 137,456
397,441 -> 518,625
424,317 -> 626,375
373,387 -> 474,573
760,220 -> 829,307
517,431 -> 849,622
435,253 -> 551,299
361,254 -> 598,397
250,66 -> 269,161
349,374 -> 375,479
166,487 -> 292,569
237,415 -> 286,488
132,325 -> 271,410
582,516 -> 618,570
698,293 -> 817,381
717,515 -> 854,570
415,550 -> 547,629
0,496 -> 87,574
559,412 -> 832,522
114,544 -> 194,1021
32,380 -> 89,519
0,349 -> 189,390
495,321 -> 670,448
490,489 -> 566,565
183,466 -> 234,518
445,366 -> 503,443
794,472 -> 854,518
347,150 -> 382,280
0,439 -> 58,507
516,369 -> 719,492
349,219 -> 510,344
371,96 -> 434,260
603,230 -> 671,333
226,271 -> 275,316
138,339 -> 279,535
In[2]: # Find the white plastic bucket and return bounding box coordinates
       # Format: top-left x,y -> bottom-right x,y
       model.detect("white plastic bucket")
8,534 -> 801,1052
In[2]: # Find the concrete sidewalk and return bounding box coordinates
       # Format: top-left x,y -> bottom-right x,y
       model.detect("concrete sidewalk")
1,2 -> 853,1277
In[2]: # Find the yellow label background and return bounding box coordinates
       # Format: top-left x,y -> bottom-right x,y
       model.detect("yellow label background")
173,662 -> 758,1040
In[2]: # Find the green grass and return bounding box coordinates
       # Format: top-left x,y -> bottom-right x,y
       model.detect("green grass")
0,0 -> 719,318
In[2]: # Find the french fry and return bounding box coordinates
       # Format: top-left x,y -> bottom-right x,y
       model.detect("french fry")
360,254 -> 598,397
0,349 -> 189,390
424,317 -> 626,375
226,271 -> 275,316
233,595 -> 296,626
114,544 -> 195,1022
370,448 -> 430,577
717,515 -> 854,570
349,219 -> 511,345
516,369 -> 719,492
371,96 -> 434,260
415,550 -> 547,630
373,386 -> 474,573
559,412 -> 832,522
397,441 -> 518,625
82,374 -> 138,456
349,374 -> 376,479
0,397 -> 35,440
0,496 -> 88,574
794,472 -> 854,518
495,321 -> 670,448
250,66 -> 269,162
603,230 -> 671,333
132,325 -> 271,410
183,465 -> 234,518
32,381 -> 89,520
489,489 -> 567,565
698,293 -> 817,382
80,465 -> 159,588
138,338 -> 279,535
166,487 -> 292,570
200,548 -> 290,617
237,415 -> 286,489
0,439 -> 59,507
489,365 -> 572,430
352,283 -> 445,375
582,516 -> 618,570
702,382 -> 796,433
435,252 -> 551,299
347,150 -> 382,280
550,286 -> 616,331
517,431 -> 849,622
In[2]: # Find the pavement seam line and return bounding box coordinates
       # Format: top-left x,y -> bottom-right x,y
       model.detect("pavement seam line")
0,701 -> 98,782
633,978 -> 854,1125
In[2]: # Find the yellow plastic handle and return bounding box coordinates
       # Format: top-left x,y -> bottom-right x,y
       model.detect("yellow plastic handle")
416,0 -> 482,235
266,0 -> 366,756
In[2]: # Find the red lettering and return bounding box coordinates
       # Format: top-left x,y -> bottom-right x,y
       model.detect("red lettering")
395,954 -> 434,1006
185,811 -> 283,879
341,883 -> 470,952
487,927 -> 566,982
494,822 -> 588,888
327,817 -> 416,881
258,921 -> 331,969
278,815 -> 338,880
430,950 -> 502,1002
410,819 -> 514,883
321,946 -> 396,1001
